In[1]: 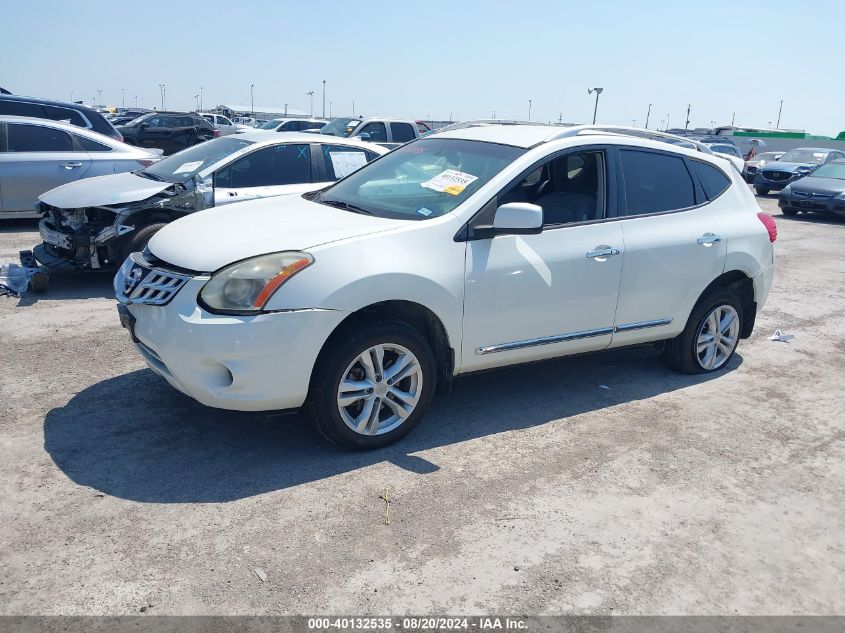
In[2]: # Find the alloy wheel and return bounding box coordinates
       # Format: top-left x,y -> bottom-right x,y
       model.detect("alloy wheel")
336,344 -> 423,436
695,304 -> 740,370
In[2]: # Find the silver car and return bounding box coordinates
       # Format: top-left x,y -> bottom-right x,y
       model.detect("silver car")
0,116 -> 160,219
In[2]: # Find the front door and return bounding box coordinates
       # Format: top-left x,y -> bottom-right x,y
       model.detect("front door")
460,149 -> 624,372
213,143 -> 313,206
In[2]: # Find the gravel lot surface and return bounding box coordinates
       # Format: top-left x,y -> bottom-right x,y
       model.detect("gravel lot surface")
1,194 -> 843,615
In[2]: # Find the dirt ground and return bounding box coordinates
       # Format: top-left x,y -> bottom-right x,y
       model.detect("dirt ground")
1,195 -> 843,615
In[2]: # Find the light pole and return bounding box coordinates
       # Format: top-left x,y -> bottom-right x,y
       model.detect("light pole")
329,100 -> 333,117
645,103 -> 652,129
200,87 -> 203,112
96,89 -> 102,106
284,103 -> 288,116
352,100 -> 355,117
587,88 -> 603,124
632,119 -> 636,127
306,91 -> 315,117
194,94 -> 199,110
666,113 -> 670,129
528,99 -> 532,121
70,91 -> 73,102
731,112 -> 736,126
250,84 -> 255,117
134,95 -> 138,107
685,103 -> 691,130
322,80 -> 326,118
491,110 -> 496,119
776,99 -> 783,129
121,88 -> 125,109
158,84 -> 165,111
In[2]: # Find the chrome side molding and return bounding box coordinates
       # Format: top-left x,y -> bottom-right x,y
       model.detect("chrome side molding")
476,318 -> 673,355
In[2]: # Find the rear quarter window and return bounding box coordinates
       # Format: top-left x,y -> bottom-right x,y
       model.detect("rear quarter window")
689,160 -> 731,200
620,149 -> 696,215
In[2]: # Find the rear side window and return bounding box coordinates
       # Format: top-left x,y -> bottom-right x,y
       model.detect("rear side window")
689,160 -> 730,200
6,123 -> 74,152
41,105 -> 87,127
390,122 -> 416,143
620,149 -> 696,215
74,134 -> 112,152
0,100 -> 46,118
215,143 -> 311,188
321,144 -> 373,180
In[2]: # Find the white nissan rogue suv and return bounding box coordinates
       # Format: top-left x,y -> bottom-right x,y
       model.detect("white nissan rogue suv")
114,124 -> 776,449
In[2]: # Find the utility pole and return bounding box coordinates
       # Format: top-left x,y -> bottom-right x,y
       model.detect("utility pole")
645,103 -> 652,129
776,99 -> 783,129
685,103 -> 691,130
306,91 -> 315,117
250,84 -> 255,117
322,80 -> 326,118
731,112 -> 735,126
528,99 -> 532,121
588,88 -> 603,124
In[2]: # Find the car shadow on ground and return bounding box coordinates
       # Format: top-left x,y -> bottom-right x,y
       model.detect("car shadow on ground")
15,271 -> 116,306
44,346 -> 742,503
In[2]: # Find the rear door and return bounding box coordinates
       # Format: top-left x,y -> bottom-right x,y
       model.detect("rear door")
139,115 -> 174,152
0,121 -> 92,213
213,142 -> 314,205
610,148 -> 728,348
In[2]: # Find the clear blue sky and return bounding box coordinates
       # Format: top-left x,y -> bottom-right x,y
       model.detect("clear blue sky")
2,0 -> 843,134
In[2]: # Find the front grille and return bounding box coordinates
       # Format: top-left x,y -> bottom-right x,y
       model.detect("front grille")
115,253 -> 191,306
761,170 -> 792,182
794,191 -> 831,200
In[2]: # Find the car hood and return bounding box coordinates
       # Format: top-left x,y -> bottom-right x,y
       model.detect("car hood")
761,161 -> 815,172
787,177 -> 845,196
148,194 -> 406,272
39,172 -> 172,209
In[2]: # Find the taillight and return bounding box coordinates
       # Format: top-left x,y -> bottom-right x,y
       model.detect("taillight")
136,159 -> 156,167
212,129 -> 221,138
757,212 -> 777,242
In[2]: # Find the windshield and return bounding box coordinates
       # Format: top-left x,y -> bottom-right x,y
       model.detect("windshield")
142,137 -> 254,182
709,144 -> 740,157
317,138 -> 525,220
319,117 -> 360,137
259,119 -> 283,130
779,150 -> 826,164
808,163 -> 845,180
123,114 -> 151,128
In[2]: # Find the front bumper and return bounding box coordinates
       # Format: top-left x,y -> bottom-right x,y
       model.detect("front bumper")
753,172 -> 807,190
119,276 -> 349,411
778,193 -> 845,216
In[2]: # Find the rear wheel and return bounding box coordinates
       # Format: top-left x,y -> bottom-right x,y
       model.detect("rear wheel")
120,222 -> 167,262
664,290 -> 743,374
755,187 -> 770,196
306,321 -> 436,450
781,207 -> 799,217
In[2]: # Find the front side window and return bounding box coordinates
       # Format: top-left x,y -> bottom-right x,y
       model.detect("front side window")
6,123 -> 74,152
316,138 -> 525,220
620,149 -> 696,215
143,136 -> 254,182
498,151 -> 605,225
319,118 -> 360,137
280,120 -> 301,131
689,160 -> 731,200
321,144 -> 375,180
390,122 -> 416,143
215,143 -> 311,188
218,116 -> 233,127
359,122 -> 387,142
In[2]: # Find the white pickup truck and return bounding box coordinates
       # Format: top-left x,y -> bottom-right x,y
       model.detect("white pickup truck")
317,117 -> 423,149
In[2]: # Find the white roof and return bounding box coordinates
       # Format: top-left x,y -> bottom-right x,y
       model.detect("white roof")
234,130 -> 388,153
432,123 -> 564,148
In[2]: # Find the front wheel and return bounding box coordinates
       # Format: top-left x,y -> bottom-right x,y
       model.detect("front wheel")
781,207 -> 799,217
306,321 -> 436,449
755,187 -> 770,196
119,222 -> 167,262
664,290 -> 743,374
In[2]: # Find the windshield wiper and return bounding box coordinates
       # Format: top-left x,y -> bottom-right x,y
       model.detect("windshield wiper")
136,171 -> 164,181
320,199 -> 373,215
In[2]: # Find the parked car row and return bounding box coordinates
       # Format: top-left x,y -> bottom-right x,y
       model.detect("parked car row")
751,147 -> 845,195
110,123 -> 777,449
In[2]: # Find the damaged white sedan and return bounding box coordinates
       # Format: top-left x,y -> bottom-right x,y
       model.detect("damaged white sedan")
34,131 -> 386,270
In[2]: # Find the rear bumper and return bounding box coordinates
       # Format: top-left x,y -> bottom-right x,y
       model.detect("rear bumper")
778,195 -> 845,216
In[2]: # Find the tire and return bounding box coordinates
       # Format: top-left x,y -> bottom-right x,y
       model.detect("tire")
120,222 -> 167,262
29,271 -> 49,293
664,289 -> 743,374
781,207 -> 799,217
755,187 -> 770,196
305,320 -> 437,450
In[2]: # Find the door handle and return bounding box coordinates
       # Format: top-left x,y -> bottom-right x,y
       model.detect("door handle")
60,162 -> 83,169
586,246 -> 621,259
228,191 -> 238,197
697,233 -> 722,246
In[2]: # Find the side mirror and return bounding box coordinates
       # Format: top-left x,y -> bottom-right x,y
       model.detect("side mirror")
139,122 -> 149,129
357,132 -> 371,140
492,202 -> 543,235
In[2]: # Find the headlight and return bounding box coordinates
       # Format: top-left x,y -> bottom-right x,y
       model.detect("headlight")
835,191 -> 845,200
780,185 -> 792,195
200,251 -> 313,313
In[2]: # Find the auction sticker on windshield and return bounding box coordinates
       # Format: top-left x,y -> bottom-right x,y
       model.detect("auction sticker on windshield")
173,160 -> 204,174
421,169 -> 478,195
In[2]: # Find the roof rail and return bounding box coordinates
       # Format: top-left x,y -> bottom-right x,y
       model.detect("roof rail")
431,119 -> 560,134
544,125 -> 716,155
